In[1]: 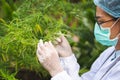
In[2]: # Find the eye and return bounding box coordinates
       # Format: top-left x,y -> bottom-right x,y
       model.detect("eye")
99,22 -> 104,25
95,17 -> 105,25
97,21 -> 104,25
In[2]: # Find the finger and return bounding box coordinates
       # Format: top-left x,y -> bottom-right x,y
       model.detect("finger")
36,49 -> 41,57
48,41 -> 54,48
53,40 -> 58,45
48,41 -> 58,53
39,39 -> 44,46
37,46 -> 50,62
60,35 -> 69,44
38,39 -> 45,49
40,41 -> 52,56
37,48 -> 50,61
44,42 -> 52,49
36,52 -> 45,63
38,43 -> 48,56
61,35 -> 66,41
37,43 -> 42,54
38,42 -> 46,51
54,38 -> 61,46
56,38 -> 62,43
36,49 -> 39,56
44,42 -> 49,47
37,44 -> 45,55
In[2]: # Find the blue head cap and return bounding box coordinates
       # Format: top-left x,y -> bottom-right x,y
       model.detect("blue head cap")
94,0 -> 120,18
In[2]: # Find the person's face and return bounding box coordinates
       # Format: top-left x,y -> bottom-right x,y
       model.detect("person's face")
95,6 -> 120,39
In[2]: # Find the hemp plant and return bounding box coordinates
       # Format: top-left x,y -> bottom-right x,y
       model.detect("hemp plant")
0,0 -> 99,79
0,0 -> 71,79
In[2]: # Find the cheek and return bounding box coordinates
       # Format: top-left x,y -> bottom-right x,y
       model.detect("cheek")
101,21 -> 114,28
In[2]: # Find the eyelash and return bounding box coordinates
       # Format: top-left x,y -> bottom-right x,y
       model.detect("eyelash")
98,21 -> 104,25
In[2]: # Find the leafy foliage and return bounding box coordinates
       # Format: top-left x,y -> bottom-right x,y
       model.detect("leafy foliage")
0,0 -> 106,79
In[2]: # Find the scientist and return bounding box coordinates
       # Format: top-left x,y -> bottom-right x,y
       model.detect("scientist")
36,0 -> 120,80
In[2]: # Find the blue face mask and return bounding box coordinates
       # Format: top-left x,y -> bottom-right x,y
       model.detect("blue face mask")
94,19 -> 120,46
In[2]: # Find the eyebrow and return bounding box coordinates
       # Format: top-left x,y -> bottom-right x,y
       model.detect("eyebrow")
95,16 -> 102,19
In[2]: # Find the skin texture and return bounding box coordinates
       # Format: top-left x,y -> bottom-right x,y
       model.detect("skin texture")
96,7 -> 120,50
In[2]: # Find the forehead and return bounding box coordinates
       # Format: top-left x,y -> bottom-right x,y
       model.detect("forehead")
96,6 -> 113,18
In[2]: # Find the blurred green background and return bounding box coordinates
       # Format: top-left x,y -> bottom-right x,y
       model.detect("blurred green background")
0,0 -> 106,80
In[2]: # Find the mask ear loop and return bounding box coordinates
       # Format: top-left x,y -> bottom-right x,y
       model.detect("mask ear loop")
110,18 -> 120,40
110,18 -> 120,29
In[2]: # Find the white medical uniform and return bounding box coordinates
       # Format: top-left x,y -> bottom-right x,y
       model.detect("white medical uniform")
51,46 -> 120,80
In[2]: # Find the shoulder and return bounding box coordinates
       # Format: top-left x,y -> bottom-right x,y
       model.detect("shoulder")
90,46 -> 115,71
107,59 -> 120,79
96,46 -> 115,63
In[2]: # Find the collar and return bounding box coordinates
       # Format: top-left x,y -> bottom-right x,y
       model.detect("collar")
115,50 -> 120,58
111,49 -> 120,61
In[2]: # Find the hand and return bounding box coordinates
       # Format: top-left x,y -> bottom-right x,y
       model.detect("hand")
55,35 -> 73,57
36,40 -> 63,76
